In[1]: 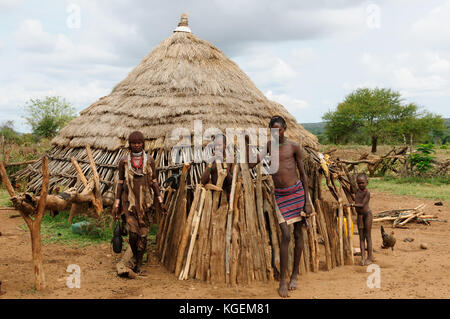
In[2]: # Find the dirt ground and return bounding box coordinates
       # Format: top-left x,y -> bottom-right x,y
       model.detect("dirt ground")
0,190 -> 449,299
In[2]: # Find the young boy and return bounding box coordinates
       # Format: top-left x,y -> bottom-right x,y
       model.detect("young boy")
345,173 -> 373,266
245,116 -> 312,298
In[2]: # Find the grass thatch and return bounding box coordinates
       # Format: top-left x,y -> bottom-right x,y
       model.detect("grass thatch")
52,21 -> 317,151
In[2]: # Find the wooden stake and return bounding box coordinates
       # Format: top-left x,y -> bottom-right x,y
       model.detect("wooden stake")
345,206 -> 355,265
175,184 -> 202,277
85,146 -> 103,214
180,187 -> 206,280
315,199 -> 332,270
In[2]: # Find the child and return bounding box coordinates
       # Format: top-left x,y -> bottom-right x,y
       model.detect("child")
345,173 -> 373,266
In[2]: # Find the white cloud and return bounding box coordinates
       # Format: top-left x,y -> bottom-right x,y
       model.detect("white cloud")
266,90 -> 308,112
410,0 -> 450,47
291,47 -> 315,67
15,19 -> 56,52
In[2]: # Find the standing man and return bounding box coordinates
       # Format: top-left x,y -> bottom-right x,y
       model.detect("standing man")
112,131 -> 166,275
246,116 -> 312,298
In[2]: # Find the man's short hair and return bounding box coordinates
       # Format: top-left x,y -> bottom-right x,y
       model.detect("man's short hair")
269,116 -> 287,129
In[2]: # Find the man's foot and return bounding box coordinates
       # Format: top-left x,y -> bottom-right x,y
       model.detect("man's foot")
360,259 -> 366,266
364,259 -> 372,266
288,275 -> 298,291
278,281 -> 289,298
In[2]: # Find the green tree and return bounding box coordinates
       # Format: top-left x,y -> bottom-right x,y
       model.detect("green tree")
392,104 -> 445,150
23,96 -> 76,139
323,88 -> 403,152
0,120 -> 21,143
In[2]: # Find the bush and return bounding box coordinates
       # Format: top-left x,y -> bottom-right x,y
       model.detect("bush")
408,143 -> 436,175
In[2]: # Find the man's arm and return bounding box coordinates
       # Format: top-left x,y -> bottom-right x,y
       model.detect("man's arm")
293,143 -> 312,215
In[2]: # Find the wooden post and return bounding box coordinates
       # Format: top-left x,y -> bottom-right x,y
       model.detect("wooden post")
345,206 -> 355,265
225,163 -> 239,285
85,146 -> 103,214
230,175 -> 242,286
175,184 -> 202,277
0,157 -> 49,290
315,199 -> 332,270
180,187 -> 206,280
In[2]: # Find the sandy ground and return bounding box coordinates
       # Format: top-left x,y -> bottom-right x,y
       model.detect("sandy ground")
0,190 -> 449,299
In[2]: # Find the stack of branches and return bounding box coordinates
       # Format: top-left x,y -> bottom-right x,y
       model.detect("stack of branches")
333,146 -> 409,177
373,204 -> 444,227
434,159 -> 450,176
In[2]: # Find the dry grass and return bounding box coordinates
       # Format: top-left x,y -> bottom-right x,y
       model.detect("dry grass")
52,24 -> 317,151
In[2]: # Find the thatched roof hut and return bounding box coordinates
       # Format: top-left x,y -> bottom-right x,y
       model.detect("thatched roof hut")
13,15 -> 348,286
16,13 -> 317,195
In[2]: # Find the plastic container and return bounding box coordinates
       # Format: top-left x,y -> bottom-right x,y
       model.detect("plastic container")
336,217 -> 354,236
72,221 -> 93,235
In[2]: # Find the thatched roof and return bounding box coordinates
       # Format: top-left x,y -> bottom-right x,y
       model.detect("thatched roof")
52,14 -> 318,151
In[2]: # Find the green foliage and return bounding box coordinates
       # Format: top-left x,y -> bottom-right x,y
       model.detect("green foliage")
322,88 -> 445,151
0,120 -> 21,144
408,143 -> 436,175
23,96 -> 76,139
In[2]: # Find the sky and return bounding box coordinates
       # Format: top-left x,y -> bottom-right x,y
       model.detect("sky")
1,0 -> 449,133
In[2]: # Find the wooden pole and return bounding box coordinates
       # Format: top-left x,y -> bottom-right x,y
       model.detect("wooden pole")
180,187 -> 206,280
85,145 -> 103,214
345,206 -> 355,265
175,184 -> 202,277
225,163 -> 239,284
0,158 -> 49,290
315,199 -> 332,270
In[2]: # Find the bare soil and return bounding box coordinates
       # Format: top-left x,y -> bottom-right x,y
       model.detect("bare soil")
0,190 -> 449,299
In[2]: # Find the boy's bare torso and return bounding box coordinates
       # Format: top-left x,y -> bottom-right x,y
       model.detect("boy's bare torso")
355,189 -> 370,214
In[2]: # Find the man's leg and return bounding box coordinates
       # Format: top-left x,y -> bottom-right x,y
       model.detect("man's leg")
357,214 -> 366,266
278,222 -> 290,298
364,212 -> 373,265
289,221 -> 304,290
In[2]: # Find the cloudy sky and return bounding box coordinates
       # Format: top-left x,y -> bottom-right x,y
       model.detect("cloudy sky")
1,0 -> 449,132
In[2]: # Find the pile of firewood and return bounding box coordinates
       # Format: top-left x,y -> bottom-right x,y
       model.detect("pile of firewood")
373,204 -> 444,227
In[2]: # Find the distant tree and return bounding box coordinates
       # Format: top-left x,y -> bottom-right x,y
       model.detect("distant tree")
23,96 -> 76,139
392,104 -> 445,150
323,88 -> 403,152
0,120 -> 21,143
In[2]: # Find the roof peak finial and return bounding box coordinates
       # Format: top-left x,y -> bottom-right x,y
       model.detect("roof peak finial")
174,13 -> 191,33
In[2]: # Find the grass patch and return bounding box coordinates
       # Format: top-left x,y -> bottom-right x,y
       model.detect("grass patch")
0,187 -> 13,207
40,211 -> 115,247
40,211 -> 159,248
368,177 -> 450,202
